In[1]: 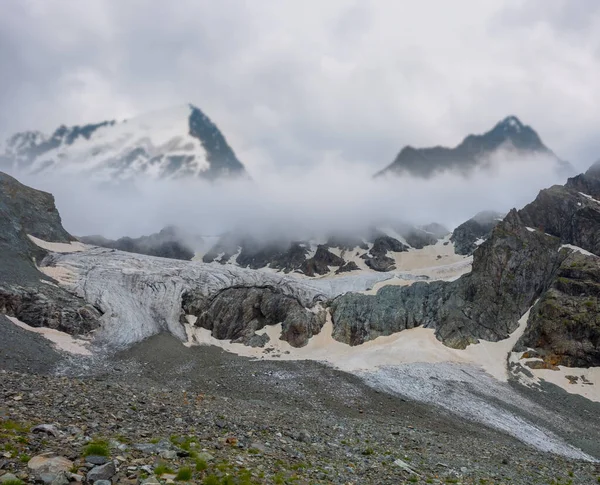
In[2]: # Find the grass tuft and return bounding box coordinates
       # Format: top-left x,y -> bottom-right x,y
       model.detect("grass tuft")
83,440 -> 110,457
175,467 -> 193,481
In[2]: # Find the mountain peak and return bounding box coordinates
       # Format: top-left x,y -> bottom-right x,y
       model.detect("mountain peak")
497,115 -> 524,131
376,115 -> 570,179
0,104 -> 247,182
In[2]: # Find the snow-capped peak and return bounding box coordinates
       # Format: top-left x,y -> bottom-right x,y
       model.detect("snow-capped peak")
0,104 -> 246,182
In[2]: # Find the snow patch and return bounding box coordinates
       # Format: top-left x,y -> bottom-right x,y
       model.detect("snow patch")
560,244 -> 596,257
5,315 -> 92,355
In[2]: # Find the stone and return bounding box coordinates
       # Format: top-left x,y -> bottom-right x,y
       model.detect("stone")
86,462 -> 116,483
0,473 -> 19,483
32,424 -> 60,437
158,450 -> 177,460
50,471 -> 70,485
85,455 -> 108,465
28,453 -> 74,476
141,478 -> 161,485
196,452 -> 214,462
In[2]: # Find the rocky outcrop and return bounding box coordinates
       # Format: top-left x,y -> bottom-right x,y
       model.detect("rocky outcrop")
80,226 -> 197,261
519,164 -> 600,256
516,250 -> 600,367
362,236 -> 408,272
300,246 -> 345,276
0,171 -> 74,277
332,210 -> 565,348
0,284 -> 101,335
182,287 -> 326,347
450,210 -> 503,255
0,171 -> 102,335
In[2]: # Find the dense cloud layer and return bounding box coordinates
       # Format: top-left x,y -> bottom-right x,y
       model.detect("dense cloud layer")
1,0 -> 599,177
18,151 -> 568,239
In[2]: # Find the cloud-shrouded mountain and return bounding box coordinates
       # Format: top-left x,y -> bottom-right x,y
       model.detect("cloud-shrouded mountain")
376,116 -> 574,178
0,104 -> 246,182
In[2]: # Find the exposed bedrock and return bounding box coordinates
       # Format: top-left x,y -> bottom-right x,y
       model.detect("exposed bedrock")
0,283 -> 101,335
516,251 -> 600,367
450,210 -> 502,255
361,235 -> 409,272
300,245 -> 345,276
182,286 -> 326,347
332,210 -> 566,348
519,186 -> 600,256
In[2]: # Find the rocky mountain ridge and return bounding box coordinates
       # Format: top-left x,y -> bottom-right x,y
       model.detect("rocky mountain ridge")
0,104 -> 246,182
376,116 -> 574,178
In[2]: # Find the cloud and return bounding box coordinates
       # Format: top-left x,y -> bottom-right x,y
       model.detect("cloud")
18,150 -> 569,240
1,0 -> 599,177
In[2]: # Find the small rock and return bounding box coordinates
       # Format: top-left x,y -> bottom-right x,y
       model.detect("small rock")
196,452 -> 214,462
28,454 -> 74,475
0,473 -> 19,483
85,456 -> 108,465
296,429 -> 311,443
32,424 -> 60,437
141,478 -> 161,485
87,462 -> 116,483
50,471 -> 70,485
158,450 -> 177,460
93,481 -> 111,485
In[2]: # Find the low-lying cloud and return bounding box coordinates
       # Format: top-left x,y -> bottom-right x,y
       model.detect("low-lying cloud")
17,151 -> 572,241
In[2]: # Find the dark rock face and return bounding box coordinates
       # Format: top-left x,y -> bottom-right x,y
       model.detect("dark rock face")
332,210 -> 565,348
0,171 -> 102,335
181,287 -> 325,348
376,116 -> 572,178
335,261 -> 360,274
188,105 -> 246,180
0,172 -> 74,268
80,226 -> 197,261
362,236 -> 408,272
450,210 -> 503,255
519,165 -> 600,256
516,251 -> 600,367
0,284 -> 101,335
565,159 -> 600,198
300,246 -> 345,277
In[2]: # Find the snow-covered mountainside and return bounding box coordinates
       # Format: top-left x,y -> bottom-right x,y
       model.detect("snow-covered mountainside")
0,104 -> 246,182
376,115 -> 574,178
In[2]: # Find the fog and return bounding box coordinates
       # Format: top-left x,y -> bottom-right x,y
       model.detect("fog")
18,150 -> 572,241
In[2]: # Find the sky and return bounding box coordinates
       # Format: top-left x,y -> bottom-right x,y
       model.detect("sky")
1,0 -> 600,177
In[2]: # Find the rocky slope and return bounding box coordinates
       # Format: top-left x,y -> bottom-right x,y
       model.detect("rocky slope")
376,115 -> 573,178
0,172 -> 102,335
450,210 -> 503,255
0,104 -> 246,182
331,163 -> 600,366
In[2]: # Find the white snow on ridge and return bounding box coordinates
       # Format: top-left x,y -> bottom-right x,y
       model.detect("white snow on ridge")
23,105 -> 210,181
560,244 -> 596,257
579,192 -> 600,203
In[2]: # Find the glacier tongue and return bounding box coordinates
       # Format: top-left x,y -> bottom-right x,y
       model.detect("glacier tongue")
42,247 -> 392,348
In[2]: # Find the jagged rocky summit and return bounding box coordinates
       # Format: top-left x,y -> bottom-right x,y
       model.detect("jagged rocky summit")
376,115 -> 574,178
0,104 -> 247,182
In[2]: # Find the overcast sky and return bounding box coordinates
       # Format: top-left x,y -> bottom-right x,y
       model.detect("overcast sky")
1,0 -> 599,175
